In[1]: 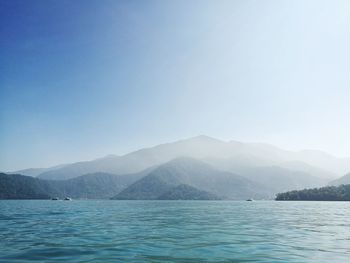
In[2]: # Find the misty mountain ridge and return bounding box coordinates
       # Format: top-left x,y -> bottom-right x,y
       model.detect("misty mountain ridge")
5,135 -> 350,200
15,135 -> 346,181
1,154 -> 347,200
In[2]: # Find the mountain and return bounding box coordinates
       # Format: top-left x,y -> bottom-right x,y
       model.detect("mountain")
276,184 -> 350,201
37,155 -> 121,180
50,171 -> 146,199
10,163 -> 67,177
277,160 -> 335,180
294,150 -> 350,177
32,135 -> 345,181
157,184 -> 220,200
0,173 -> 52,199
37,136 -> 232,180
238,166 -> 326,193
329,173 -> 350,186
112,157 -> 269,200
9,168 -> 51,177
205,157 -> 328,189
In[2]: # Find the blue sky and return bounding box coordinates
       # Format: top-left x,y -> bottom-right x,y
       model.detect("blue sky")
1,0 -> 350,171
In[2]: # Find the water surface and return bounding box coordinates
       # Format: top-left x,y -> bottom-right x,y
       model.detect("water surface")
0,200 -> 349,262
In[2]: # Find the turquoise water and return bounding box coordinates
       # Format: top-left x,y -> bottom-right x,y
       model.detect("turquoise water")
0,201 -> 349,262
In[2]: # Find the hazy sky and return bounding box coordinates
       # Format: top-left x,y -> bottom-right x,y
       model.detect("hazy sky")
1,0 -> 350,171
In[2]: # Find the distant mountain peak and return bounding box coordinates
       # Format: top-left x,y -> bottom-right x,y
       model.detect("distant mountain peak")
189,135 -> 224,143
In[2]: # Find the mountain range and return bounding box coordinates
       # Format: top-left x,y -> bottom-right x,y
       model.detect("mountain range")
3,135 -> 350,200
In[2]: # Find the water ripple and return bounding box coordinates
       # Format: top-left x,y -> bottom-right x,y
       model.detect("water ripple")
0,200 -> 349,262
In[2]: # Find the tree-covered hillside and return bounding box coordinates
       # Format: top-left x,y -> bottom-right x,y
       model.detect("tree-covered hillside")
0,172 -> 143,199
0,173 -> 52,199
275,184 -> 350,201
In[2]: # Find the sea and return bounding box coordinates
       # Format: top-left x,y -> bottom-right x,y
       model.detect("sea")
0,200 -> 349,262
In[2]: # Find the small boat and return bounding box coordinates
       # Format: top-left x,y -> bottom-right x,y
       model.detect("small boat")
64,197 -> 72,201
246,199 -> 254,201
51,197 -> 59,200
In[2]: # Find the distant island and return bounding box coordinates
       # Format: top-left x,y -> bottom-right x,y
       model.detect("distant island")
275,184 -> 350,201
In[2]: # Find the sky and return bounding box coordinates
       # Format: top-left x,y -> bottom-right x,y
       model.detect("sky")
1,0 -> 350,171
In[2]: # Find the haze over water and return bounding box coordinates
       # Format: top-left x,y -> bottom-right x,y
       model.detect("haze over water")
1,200 -> 349,262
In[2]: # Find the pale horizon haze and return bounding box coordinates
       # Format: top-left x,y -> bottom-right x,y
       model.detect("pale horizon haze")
1,0 -> 350,171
